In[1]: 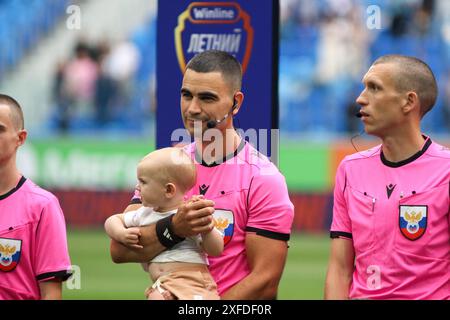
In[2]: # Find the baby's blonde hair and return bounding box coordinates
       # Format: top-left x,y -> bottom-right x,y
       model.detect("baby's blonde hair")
140,147 -> 196,193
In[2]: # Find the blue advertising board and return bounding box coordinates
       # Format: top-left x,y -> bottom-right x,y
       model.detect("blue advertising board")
156,0 -> 279,160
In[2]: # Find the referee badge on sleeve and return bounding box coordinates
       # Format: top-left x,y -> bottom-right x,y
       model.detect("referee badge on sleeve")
399,205 -> 427,241
0,238 -> 22,272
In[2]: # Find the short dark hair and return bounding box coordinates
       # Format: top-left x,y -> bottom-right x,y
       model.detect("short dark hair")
373,55 -> 437,117
185,50 -> 242,92
0,94 -> 24,130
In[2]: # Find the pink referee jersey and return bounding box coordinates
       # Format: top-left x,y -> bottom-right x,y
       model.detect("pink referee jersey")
0,177 -> 72,300
132,141 -> 294,295
331,137 -> 450,299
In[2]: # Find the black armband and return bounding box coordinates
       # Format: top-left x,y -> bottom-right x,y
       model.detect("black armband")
155,214 -> 185,249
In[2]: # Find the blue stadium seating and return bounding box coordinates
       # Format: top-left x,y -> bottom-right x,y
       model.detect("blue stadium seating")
2,1 -> 449,136
0,0 -> 69,82
279,3 -> 450,135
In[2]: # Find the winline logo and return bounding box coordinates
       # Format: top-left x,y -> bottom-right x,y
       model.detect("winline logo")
175,2 -> 254,74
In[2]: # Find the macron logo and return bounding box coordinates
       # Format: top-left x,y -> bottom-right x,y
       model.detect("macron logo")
163,228 -> 173,241
199,184 -> 210,195
386,184 -> 396,199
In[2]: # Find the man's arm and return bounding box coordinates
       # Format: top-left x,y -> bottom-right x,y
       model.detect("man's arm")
39,280 -> 62,300
221,233 -> 288,300
34,194 -> 71,299
324,238 -> 355,299
110,200 -> 216,263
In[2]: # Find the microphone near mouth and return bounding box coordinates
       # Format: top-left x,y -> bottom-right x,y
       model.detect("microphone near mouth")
206,120 -> 217,129
206,114 -> 230,128
355,112 -> 363,118
206,99 -> 238,129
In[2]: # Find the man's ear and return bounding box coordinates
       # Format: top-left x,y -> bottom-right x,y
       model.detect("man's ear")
402,91 -> 420,115
17,129 -> 27,147
232,91 -> 244,116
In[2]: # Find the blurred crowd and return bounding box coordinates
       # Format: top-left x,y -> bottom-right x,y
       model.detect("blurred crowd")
279,0 -> 450,135
52,39 -> 141,133
47,0 -> 450,136
2,0 -> 449,137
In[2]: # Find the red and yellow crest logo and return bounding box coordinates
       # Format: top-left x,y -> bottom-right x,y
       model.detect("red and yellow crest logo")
0,238 -> 22,272
399,205 -> 428,241
175,2 -> 254,73
213,209 -> 234,246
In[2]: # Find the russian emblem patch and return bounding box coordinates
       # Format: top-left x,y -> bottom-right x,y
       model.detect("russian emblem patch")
0,238 -> 22,272
399,205 -> 427,241
213,209 -> 234,246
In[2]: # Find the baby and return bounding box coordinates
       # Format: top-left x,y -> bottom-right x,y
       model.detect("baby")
104,147 -> 223,300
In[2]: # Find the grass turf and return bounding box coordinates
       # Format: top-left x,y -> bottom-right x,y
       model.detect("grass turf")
63,229 -> 330,300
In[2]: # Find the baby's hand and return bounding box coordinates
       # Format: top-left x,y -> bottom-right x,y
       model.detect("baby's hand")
186,194 -> 205,205
119,227 -> 143,249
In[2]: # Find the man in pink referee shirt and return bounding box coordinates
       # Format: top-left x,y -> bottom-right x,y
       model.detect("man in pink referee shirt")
0,94 -> 72,299
325,55 -> 449,299
109,51 -> 294,299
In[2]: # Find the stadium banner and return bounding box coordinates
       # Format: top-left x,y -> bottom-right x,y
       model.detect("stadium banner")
17,139 -> 332,191
18,137 -> 426,191
15,138 -> 385,191
156,0 -> 279,163
51,189 -> 332,229
17,139 -> 154,190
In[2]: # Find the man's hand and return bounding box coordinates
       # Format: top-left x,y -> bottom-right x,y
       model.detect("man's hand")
172,197 -> 215,238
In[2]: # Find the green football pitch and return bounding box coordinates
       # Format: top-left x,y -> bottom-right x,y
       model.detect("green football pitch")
63,229 -> 330,300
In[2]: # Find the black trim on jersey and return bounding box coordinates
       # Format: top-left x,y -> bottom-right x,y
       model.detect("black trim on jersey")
246,176 -> 255,211
245,226 -> 290,241
196,138 -> 246,167
36,270 -> 72,282
381,137 -> 432,168
129,198 -> 142,205
330,231 -> 353,239
0,176 -> 26,200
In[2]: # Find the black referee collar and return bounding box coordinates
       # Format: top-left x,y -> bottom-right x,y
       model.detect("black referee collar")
381,136 -> 432,168
195,138 -> 246,167
0,176 -> 27,200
